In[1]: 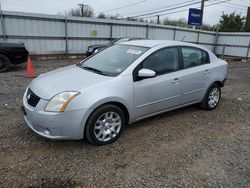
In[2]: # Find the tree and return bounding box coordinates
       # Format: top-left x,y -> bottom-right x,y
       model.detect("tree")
126,17 -> 145,23
66,5 -> 94,17
163,18 -> 190,28
109,14 -> 120,20
219,12 -> 245,32
97,12 -> 107,19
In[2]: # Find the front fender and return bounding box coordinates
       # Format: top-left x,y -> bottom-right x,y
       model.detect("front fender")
78,96 -> 132,137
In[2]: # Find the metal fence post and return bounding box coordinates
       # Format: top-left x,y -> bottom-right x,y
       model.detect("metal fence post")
197,31 -> 200,44
222,43 -> 226,58
0,10 -> 6,40
110,23 -> 113,41
65,17 -> 68,55
246,39 -> 250,59
173,28 -> 176,40
213,26 -> 219,53
146,24 -> 149,39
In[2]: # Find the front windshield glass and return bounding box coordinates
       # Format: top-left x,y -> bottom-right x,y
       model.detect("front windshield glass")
80,45 -> 148,76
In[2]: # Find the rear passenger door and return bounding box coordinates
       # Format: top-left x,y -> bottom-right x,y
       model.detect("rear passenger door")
179,46 -> 211,104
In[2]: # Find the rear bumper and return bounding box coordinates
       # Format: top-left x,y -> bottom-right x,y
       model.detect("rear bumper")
10,50 -> 29,65
86,51 -> 93,57
221,78 -> 227,87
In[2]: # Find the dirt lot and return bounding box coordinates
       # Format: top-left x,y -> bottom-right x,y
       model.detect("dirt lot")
0,59 -> 249,187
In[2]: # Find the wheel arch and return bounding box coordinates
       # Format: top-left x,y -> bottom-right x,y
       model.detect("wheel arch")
0,51 -> 11,62
83,100 -> 130,140
212,80 -> 224,87
88,101 -> 130,125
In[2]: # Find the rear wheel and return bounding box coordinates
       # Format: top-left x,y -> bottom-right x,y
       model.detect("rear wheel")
85,104 -> 125,145
200,83 -> 221,110
0,54 -> 10,73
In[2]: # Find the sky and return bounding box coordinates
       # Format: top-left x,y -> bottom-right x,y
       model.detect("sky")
1,0 -> 250,25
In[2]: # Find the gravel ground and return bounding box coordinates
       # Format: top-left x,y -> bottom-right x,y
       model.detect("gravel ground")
0,59 -> 249,188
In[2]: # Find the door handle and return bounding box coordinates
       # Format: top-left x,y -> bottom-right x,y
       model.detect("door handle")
171,78 -> 181,84
204,70 -> 211,75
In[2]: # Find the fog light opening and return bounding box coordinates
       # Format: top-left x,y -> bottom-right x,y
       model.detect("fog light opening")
44,128 -> 51,136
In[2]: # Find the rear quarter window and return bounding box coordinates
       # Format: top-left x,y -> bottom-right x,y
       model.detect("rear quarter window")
202,50 -> 210,64
181,47 -> 210,69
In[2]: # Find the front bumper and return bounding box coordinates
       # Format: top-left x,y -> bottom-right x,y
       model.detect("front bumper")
22,89 -> 88,140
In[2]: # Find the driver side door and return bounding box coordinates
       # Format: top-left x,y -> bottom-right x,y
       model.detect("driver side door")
133,47 -> 182,119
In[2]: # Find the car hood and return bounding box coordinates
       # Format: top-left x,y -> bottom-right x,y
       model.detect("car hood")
89,44 -> 109,49
29,65 -> 111,100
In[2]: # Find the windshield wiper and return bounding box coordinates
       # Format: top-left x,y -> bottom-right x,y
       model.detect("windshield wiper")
82,66 -> 108,76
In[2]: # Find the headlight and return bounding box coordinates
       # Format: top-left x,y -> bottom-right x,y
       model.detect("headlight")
94,48 -> 99,53
45,91 -> 80,112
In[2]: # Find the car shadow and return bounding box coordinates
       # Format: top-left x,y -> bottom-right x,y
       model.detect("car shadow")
9,64 -> 26,72
25,104 -> 201,149
126,104 -> 199,130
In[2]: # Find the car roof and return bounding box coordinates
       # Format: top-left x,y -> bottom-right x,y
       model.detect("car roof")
120,39 -> 204,49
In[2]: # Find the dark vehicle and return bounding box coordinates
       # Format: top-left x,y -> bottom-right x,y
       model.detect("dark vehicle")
86,37 -> 144,56
0,42 -> 29,72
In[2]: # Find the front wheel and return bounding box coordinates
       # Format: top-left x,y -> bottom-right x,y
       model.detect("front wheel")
200,84 -> 221,110
85,104 -> 125,145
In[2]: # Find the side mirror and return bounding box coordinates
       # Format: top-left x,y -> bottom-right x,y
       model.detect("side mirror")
138,68 -> 156,78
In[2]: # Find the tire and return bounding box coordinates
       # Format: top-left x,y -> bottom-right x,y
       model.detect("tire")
0,54 -> 10,73
85,104 -> 125,145
200,83 -> 221,110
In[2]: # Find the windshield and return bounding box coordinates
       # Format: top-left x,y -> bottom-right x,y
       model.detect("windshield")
80,44 -> 148,76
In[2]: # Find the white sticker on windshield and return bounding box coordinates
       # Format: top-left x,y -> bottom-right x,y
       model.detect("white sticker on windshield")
126,49 -> 142,55
116,68 -> 122,73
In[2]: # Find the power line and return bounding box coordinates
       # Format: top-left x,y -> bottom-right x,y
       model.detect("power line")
126,0 -> 195,17
128,0 -> 204,18
226,1 -> 249,8
136,0 -> 231,19
101,0 -> 147,13
218,3 -> 246,10
211,0 -> 247,11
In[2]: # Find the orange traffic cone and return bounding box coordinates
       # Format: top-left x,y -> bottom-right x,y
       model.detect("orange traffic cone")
26,56 -> 36,78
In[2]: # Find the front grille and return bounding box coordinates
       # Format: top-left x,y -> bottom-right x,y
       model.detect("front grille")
27,88 -> 40,108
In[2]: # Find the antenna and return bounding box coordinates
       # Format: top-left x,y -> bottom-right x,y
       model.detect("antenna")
181,36 -> 186,41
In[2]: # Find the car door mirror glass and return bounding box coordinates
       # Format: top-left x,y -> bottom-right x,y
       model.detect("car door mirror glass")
138,68 -> 156,78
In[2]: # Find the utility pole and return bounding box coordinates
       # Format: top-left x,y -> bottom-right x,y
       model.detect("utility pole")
245,7 -> 250,31
200,0 -> 205,30
78,4 -> 86,17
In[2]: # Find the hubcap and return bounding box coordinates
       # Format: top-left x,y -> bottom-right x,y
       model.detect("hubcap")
208,87 -> 220,108
94,112 -> 121,142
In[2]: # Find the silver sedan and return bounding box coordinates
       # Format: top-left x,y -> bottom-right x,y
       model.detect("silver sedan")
22,40 -> 228,145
